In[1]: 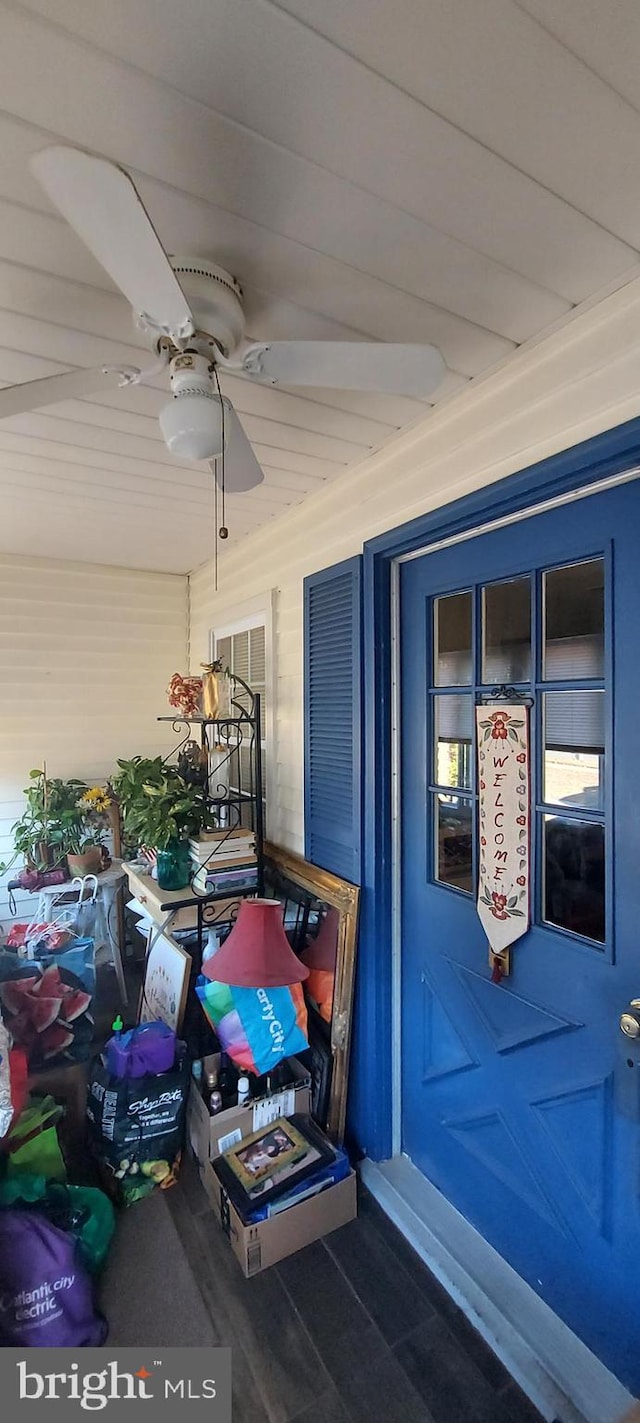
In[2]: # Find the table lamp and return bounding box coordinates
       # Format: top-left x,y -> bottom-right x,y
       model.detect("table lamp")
203,898 -> 309,987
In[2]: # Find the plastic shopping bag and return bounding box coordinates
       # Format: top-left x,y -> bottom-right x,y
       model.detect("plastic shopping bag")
0,1020 -> 13,1138
6,1095 -> 67,1181
86,1043 -> 189,1205
196,976 -> 308,1075
0,1173 -> 115,1274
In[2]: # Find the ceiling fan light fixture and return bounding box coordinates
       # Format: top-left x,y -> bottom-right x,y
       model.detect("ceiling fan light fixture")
159,388 -> 225,461
159,352 -> 226,461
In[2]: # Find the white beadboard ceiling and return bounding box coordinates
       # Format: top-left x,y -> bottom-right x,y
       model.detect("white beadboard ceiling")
1,0 -> 640,573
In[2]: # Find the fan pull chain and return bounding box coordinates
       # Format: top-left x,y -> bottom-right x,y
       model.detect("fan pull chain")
214,366 -> 228,541
213,456 -> 219,592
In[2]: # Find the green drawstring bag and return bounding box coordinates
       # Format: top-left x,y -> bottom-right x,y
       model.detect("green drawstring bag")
0,1172 -> 115,1274
5,1095 -> 66,1182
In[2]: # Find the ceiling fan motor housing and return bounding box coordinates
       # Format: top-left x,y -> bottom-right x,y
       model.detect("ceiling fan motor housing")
136,260 -> 245,358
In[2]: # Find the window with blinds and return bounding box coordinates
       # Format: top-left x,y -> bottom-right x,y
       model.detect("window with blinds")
215,623 -> 267,830
216,625 -> 266,723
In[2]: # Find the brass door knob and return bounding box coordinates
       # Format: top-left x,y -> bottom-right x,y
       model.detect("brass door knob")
620,1000 -> 640,1038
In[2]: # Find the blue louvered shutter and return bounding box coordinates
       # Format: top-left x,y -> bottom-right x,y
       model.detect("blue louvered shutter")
304,556 -> 363,884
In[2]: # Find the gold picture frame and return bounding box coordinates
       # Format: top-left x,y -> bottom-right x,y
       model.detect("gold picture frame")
263,840 -> 360,1142
225,1120 -> 309,1192
214,1114 -> 336,1214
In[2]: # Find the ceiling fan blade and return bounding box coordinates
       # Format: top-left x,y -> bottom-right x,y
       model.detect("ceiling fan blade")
212,403 -> 264,493
242,340 -> 445,398
0,366 -> 134,420
31,146 -> 195,344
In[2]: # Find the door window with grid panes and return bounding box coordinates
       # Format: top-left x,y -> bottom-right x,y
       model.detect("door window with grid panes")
430,557 -> 606,945
215,622 -> 267,830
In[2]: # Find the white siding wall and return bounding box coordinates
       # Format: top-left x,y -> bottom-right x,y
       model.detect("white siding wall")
189,276 -> 640,853
0,555 -> 187,929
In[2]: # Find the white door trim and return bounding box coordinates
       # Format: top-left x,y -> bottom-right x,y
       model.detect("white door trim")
389,467 -> 640,1416
361,1156 -> 634,1423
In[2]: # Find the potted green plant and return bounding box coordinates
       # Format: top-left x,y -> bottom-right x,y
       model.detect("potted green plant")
112,756 -> 203,889
0,769 -> 90,877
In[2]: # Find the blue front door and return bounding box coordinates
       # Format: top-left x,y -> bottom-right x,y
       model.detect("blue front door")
400,479 -> 640,1392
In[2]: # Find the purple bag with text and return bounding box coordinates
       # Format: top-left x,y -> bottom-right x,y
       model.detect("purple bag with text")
0,1209 -> 106,1346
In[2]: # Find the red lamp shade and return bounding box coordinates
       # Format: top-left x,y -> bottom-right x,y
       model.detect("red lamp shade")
301,906 -> 339,972
203,898 -> 309,988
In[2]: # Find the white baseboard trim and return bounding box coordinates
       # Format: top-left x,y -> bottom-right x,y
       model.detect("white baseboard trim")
360,1155 -> 635,1423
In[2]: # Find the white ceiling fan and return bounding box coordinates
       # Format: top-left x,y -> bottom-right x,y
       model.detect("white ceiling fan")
0,146 -> 446,494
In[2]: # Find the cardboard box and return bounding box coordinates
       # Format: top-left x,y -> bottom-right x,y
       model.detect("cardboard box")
187,1054 -> 312,1169
189,1055 -> 356,1277
203,1162 -> 357,1277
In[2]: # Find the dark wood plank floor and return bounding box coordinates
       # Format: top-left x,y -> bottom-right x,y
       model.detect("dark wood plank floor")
166,1154 -> 545,1423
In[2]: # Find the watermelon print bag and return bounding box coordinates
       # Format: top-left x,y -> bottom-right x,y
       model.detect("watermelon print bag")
0,938 -> 96,1070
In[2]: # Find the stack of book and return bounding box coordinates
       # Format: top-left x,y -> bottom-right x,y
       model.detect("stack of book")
190,830 -> 258,894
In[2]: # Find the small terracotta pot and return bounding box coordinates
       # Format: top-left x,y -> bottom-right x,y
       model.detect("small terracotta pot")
67,847 -> 103,878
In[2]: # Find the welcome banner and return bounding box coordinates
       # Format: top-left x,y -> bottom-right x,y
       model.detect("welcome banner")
476,705 -> 530,957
